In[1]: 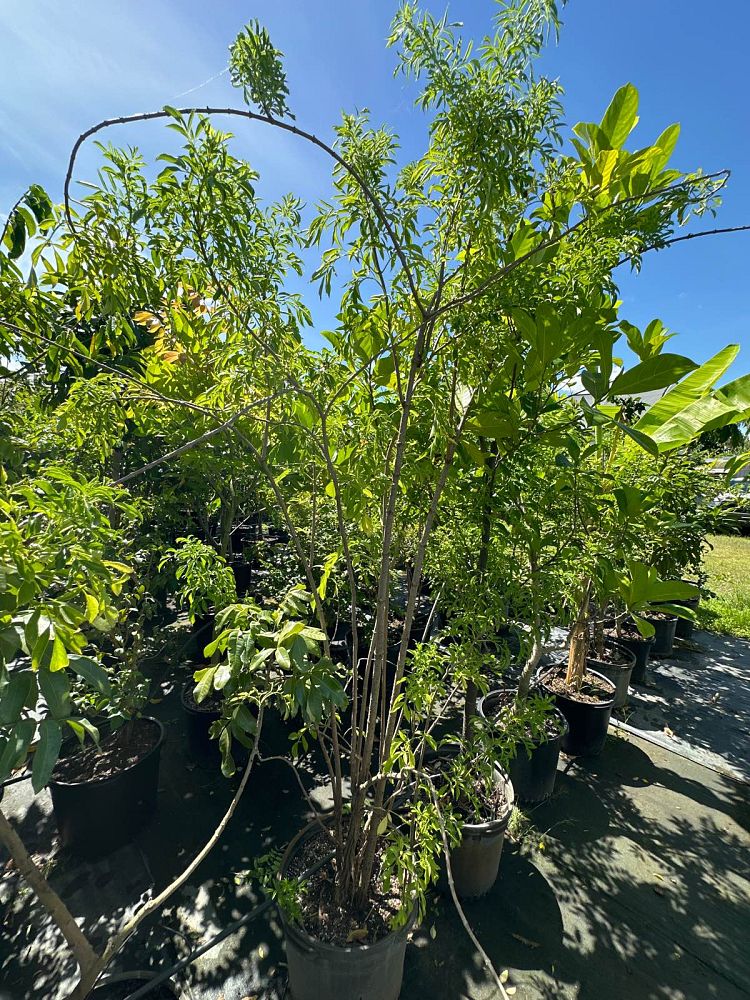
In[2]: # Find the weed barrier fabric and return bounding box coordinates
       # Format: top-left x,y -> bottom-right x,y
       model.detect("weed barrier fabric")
114,849 -> 335,1000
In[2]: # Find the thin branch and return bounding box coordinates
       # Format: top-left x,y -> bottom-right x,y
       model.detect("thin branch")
617,223 -> 750,267
74,709 -> 265,999
0,807 -> 99,982
63,106 -> 427,319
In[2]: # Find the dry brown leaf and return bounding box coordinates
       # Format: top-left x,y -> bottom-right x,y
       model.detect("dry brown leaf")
346,927 -> 368,942
512,932 -> 541,948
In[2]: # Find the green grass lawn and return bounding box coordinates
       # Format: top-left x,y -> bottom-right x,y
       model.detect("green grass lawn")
698,533 -> 750,639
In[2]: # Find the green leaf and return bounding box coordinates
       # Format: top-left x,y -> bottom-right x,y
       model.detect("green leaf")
0,670 -> 36,726
600,83 -> 639,149
219,725 -> 236,777
214,661 -> 232,690
32,719 -> 62,793
39,668 -> 71,718
652,123 -> 680,173
616,422 -> 659,457
84,593 -> 100,623
49,636 -> 69,672
194,665 -> 217,703
69,655 -> 112,696
275,645 -> 291,669
467,410 -> 516,439
607,354 -> 697,398
0,719 -> 35,780
635,345 -> 739,438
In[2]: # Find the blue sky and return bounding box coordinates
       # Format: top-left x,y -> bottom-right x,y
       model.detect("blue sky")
1,0 -> 748,373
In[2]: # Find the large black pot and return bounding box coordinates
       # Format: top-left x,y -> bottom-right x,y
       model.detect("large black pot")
86,971 -> 181,999
587,640 -> 635,710
448,767 -> 514,898
647,614 -> 678,657
279,823 -> 415,1000
478,690 -> 568,803
181,681 -> 221,758
50,717 -> 163,858
538,667 -> 615,757
611,630 -> 654,685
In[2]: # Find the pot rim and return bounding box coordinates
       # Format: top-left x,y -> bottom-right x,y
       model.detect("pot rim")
588,639 -> 636,672
477,688 -> 570,745
279,820 -> 417,956
180,679 -> 221,716
460,766 -> 515,835
50,716 -> 164,789
538,665 -> 616,709
423,746 -> 515,832
86,970 -> 180,999
606,625 -> 655,646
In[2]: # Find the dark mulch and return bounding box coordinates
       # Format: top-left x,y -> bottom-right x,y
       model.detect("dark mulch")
52,720 -> 159,784
604,623 -> 648,643
643,611 -> 677,622
285,827 -> 404,948
587,644 -> 631,666
542,667 -> 614,705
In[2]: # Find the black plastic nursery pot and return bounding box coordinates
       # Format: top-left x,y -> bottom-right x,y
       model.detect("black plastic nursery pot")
448,766 -> 515,899
478,690 -> 568,804
655,584 -> 700,640
279,823 -> 415,1000
586,640 -> 636,710
229,558 -> 254,596
538,667 -> 615,757
647,614 -> 678,657
49,717 -> 164,858
85,971 -> 181,999
181,680 -> 221,758
327,621 -> 352,666
611,629 -> 654,685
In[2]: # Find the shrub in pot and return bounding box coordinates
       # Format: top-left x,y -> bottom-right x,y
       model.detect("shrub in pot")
0,474 -> 270,998
159,535 -> 237,643
479,689 -> 567,803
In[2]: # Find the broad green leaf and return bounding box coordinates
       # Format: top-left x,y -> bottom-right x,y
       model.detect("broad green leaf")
601,83 -> 639,149
0,670 -> 36,726
616,422 -> 659,457
219,725 -> 235,777
716,372 -> 750,412
69,655 -> 112,696
632,614 -> 656,639
635,345 -> 739,437
214,661 -> 232,690
0,719 -> 35,780
85,593 -> 100,623
39,668 -> 71,718
652,123 -> 680,173
32,719 -> 63,793
49,636 -> 69,672
650,397 -> 739,451
607,354 -> 696,398
194,665 -> 217,703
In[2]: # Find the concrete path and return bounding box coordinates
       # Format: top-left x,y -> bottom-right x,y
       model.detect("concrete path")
1,662 -> 749,1000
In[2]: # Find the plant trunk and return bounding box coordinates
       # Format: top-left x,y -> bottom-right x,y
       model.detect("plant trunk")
565,579 -> 591,689
518,554 -> 543,700
463,442 -> 497,737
